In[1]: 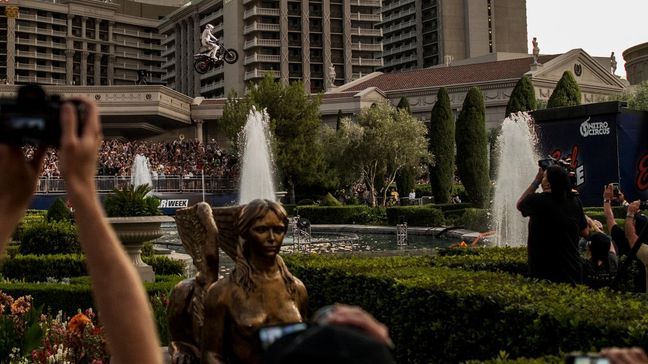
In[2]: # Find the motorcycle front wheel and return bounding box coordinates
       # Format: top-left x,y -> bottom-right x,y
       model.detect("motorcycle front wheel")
224,49 -> 239,64
194,59 -> 210,74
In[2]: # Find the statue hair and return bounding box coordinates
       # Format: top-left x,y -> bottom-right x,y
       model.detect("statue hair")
232,199 -> 298,298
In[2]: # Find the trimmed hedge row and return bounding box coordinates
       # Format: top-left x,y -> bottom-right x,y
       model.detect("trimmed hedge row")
285,254 -> 648,364
1,254 -> 185,281
385,206 -> 445,226
295,205 -> 386,225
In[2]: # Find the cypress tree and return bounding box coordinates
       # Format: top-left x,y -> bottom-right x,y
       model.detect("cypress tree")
547,71 -> 581,108
455,87 -> 490,208
394,99 -> 415,198
397,96 -> 411,113
336,109 -> 343,130
428,87 -> 455,204
505,75 -> 537,116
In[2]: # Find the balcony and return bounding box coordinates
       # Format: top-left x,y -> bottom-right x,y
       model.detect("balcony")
115,39 -> 164,51
379,7 -> 416,25
201,80 -> 224,93
16,50 -> 66,61
161,71 -> 176,80
161,33 -> 175,45
15,25 -> 67,37
201,65 -> 224,79
383,31 -> 417,46
350,27 -> 382,37
15,75 -> 66,85
350,0 -> 381,7
243,22 -> 280,35
18,13 -> 67,26
383,54 -> 417,68
244,53 -> 281,65
114,51 -> 163,62
351,57 -> 383,67
244,69 -> 280,81
383,19 -> 416,34
350,12 -> 382,22
161,60 -> 175,69
200,9 -> 224,26
381,42 -> 416,57
16,63 -> 66,73
244,38 -> 281,50
113,72 -> 137,82
351,42 -> 382,52
112,28 -> 161,40
16,38 -> 66,49
161,47 -> 175,57
382,0 -> 416,13
244,6 -> 280,19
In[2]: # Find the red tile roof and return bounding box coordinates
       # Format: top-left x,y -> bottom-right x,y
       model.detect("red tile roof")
346,55 -> 558,92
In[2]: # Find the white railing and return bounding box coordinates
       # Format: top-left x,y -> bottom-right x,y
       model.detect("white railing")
244,6 -> 280,18
16,62 -> 65,73
244,38 -> 281,49
382,0 -> 416,13
15,75 -> 66,85
383,19 -> 416,34
35,176 -> 238,194
244,53 -> 281,65
244,69 -> 280,80
351,12 -> 382,22
243,22 -> 280,34
351,27 -> 382,37
383,30 -> 417,46
381,42 -> 416,58
351,57 -> 383,66
351,42 -> 382,52
200,9 -> 224,26
16,50 -> 66,61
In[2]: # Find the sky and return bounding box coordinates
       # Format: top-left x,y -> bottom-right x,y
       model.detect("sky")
526,0 -> 647,79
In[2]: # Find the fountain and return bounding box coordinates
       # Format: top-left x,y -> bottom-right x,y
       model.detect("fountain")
131,154 -> 153,191
491,112 -> 540,247
238,107 -> 276,204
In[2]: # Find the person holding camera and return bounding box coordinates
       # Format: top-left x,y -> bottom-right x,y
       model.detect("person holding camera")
517,165 -> 590,284
0,96 -> 161,363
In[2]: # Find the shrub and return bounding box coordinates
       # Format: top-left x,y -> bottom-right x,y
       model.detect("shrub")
103,184 -> 161,217
19,220 -> 80,255
385,206 -> 445,227
414,183 -> 432,197
46,198 -> 73,222
456,208 -> 491,232
505,75 -> 537,116
295,205 -> 386,225
12,211 -> 46,242
321,192 -> 342,206
547,71 -> 581,108
142,256 -> 185,276
297,199 -> 316,206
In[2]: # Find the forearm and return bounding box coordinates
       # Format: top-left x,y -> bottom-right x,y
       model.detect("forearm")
516,181 -> 539,210
69,187 -> 161,363
0,200 -> 26,252
626,215 -> 638,248
603,202 -> 616,233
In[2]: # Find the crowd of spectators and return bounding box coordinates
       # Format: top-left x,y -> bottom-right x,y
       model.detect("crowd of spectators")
23,138 -> 239,179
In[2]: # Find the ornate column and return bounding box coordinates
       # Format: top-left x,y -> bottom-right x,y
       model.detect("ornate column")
175,24 -> 181,91
108,22 -> 114,85
94,44 -> 101,85
65,49 -> 75,84
343,0 -> 352,82
323,0 -> 332,90
5,5 -> 19,85
80,50 -> 88,85
178,21 -> 185,93
300,0 -> 311,91
67,14 -> 74,37
81,16 -> 87,38
192,13 -> 201,96
185,19 -> 193,95
194,119 -> 204,143
279,0 -> 289,84
95,21 -> 100,41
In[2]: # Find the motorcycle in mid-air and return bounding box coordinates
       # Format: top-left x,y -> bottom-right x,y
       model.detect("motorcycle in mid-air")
193,39 -> 239,74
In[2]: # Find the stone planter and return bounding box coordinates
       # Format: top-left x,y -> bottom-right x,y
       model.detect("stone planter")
106,215 -> 175,282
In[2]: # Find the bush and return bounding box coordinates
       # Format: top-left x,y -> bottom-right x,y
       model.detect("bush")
285,254 -> 648,364
46,198 -> 73,222
414,184 -> 432,197
456,208 -> 491,232
142,256 -> 185,276
385,206 -> 445,227
297,199 -> 316,206
104,184 -> 162,217
12,211 -> 46,242
295,205 -> 386,225
19,220 -> 80,255
321,192 -> 342,206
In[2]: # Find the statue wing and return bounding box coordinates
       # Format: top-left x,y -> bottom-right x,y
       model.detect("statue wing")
174,202 -> 219,277
211,205 -> 242,260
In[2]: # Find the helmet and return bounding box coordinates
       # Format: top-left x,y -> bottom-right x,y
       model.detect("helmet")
205,24 -> 214,30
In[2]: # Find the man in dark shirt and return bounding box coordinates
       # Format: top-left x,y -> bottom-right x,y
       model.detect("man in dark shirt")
517,166 -> 589,284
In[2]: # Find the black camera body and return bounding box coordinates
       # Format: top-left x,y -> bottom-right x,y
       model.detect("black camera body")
0,84 -> 84,147
640,200 -> 648,211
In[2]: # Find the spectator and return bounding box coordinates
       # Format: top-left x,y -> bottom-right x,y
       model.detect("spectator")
582,232 -> 618,288
517,166 -> 589,284
1,98 -> 161,362
624,200 -> 648,290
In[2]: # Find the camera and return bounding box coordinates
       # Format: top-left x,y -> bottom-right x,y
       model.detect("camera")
258,322 -> 308,350
538,158 -> 555,170
0,84 -> 85,147
640,200 -> 648,211
565,352 -> 610,364
611,183 -> 620,197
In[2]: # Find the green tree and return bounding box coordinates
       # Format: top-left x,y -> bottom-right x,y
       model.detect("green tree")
248,73 -> 326,204
428,87 -> 454,204
505,75 -> 537,116
488,126 -> 501,180
622,80 -> 648,111
220,89 -> 253,147
455,87 -> 490,208
336,109 -> 343,130
547,71 -> 581,108
336,102 -> 431,207
397,96 -> 410,113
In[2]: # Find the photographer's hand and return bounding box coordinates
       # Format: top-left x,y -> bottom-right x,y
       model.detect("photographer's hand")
0,145 -> 45,250
58,100 -> 162,364
324,304 -> 394,348
603,184 -> 617,233
601,347 -> 648,364
625,200 -> 641,249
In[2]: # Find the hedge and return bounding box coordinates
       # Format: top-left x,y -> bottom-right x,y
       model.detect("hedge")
295,205 -> 386,225
19,220 -> 80,255
11,211 -> 46,243
385,206 -> 445,227
285,254 -> 648,364
1,254 -> 185,281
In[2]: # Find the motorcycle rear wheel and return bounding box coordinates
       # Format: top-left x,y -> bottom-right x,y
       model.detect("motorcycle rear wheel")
194,59 -> 210,74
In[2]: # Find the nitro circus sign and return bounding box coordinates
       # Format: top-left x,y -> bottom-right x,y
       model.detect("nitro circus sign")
579,117 -> 610,137
159,199 -> 189,209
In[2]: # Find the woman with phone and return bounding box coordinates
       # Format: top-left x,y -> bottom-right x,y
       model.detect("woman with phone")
201,199 -> 308,364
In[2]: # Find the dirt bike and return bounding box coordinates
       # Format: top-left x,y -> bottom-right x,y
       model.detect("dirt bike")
193,39 -> 239,74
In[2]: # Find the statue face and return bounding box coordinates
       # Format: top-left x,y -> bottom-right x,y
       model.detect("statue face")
248,211 -> 286,258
